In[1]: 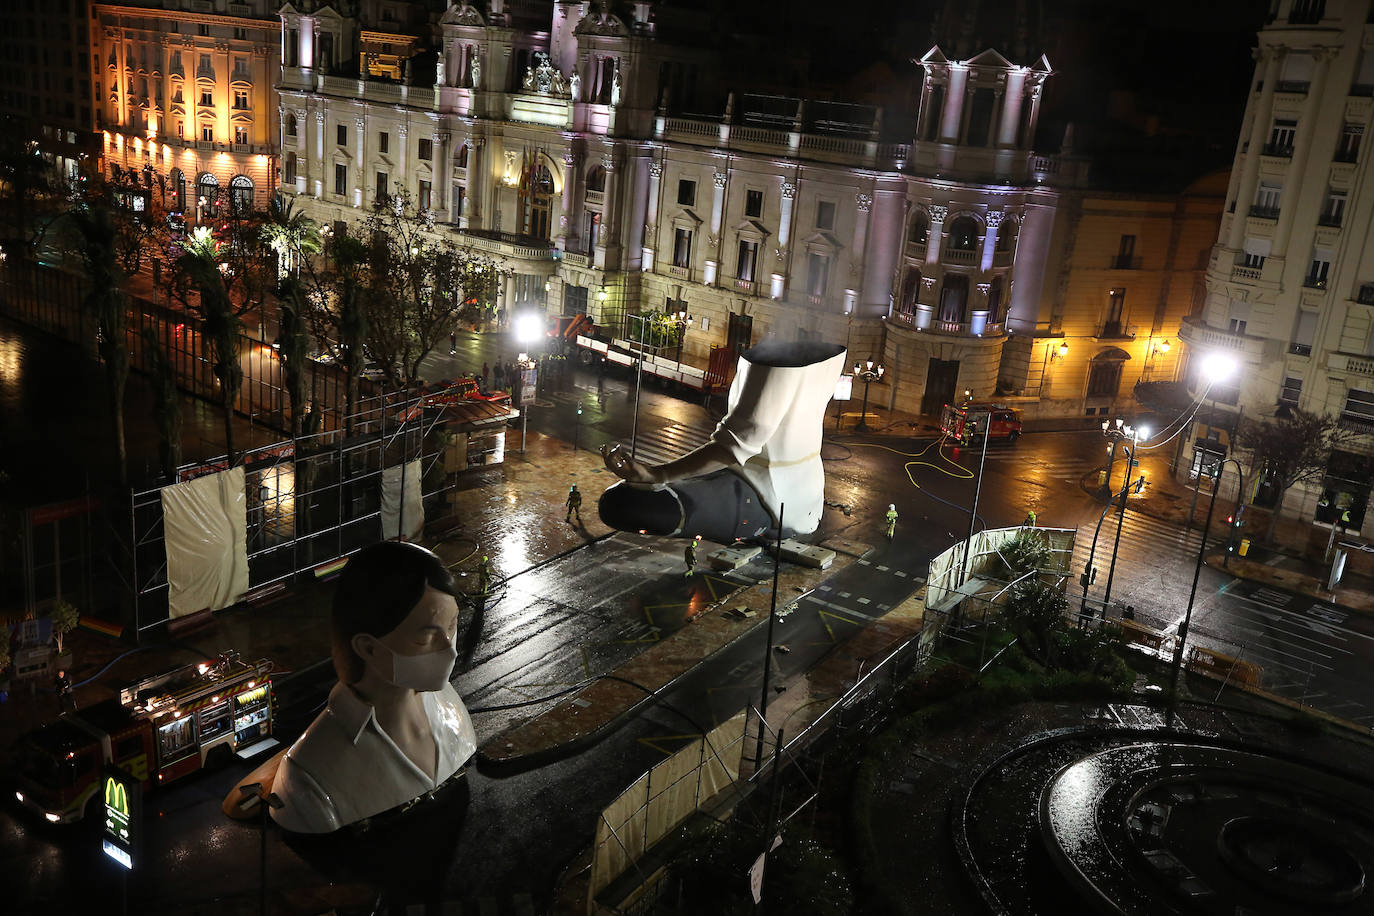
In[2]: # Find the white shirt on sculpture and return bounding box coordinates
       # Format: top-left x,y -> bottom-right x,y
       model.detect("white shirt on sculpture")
271,679 -> 477,834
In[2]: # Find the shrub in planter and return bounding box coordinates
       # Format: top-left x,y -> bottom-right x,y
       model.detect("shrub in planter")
51,599 -> 80,666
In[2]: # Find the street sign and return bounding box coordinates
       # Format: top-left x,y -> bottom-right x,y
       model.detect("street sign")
101,765 -> 139,870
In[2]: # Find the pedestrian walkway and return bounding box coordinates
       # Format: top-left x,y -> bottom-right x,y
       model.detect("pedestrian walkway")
1071,442 -> 1374,617
623,419 -> 715,466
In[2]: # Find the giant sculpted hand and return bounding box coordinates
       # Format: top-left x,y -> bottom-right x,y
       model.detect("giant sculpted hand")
601,443 -> 662,486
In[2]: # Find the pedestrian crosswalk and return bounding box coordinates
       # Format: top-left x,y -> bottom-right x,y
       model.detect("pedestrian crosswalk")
1071,508 -> 1205,613
623,420 -> 716,466
976,449 -> 1106,486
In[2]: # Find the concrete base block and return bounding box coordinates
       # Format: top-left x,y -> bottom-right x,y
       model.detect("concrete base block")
779,539 -> 835,569
709,544 -> 762,570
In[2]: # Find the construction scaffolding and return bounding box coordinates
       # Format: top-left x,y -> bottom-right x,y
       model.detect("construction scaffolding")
123,384 -> 515,633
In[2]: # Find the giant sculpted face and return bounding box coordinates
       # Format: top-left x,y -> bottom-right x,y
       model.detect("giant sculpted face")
268,542 -> 478,834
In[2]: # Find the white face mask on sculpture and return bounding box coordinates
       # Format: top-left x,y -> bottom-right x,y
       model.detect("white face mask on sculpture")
381,642 -> 457,692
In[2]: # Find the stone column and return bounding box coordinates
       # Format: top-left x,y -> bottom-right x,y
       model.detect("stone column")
313,110 -> 325,197
939,66 -> 966,142
396,123 -> 407,185
926,205 -> 947,267
980,210 -> 1002,272
353,116 -> 365,209
996,70 -> 1026,147
299,17 -> 314,70
295,108 -> 308,194
1226,47 -> 1283,252
1272,48 -> 1330,259
466,137 -> 483,228
772,179 -> 797,299
847,192 -> 873,312
595,151 -> 617,269
560,148 -> 578,249
915,77 -> 935,141
432,132 -> 448,221
704,168 -> 727,286
643,159 -> 662,269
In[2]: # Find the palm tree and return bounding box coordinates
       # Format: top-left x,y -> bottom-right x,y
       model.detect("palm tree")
64,200 -> 132,486
275,277 -> 312,439
142,328 -> 183,477
178,226 -> 243,465
261,195 -> 322,277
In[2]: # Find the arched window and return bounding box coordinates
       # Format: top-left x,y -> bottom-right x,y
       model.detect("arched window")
197,172 -> 219,216
521,162 -> 554,241
948,216 -> 980,251
909,209 -> 929,246
169,168 -> 186,211
1087,348 -> 1130,399
996,216 -> 1018,252
230,175 -> 254,214
585,165 -> 606,193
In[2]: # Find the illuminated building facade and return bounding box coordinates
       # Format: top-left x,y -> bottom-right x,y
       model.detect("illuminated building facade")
92,1 -> 279,220
0,0 -> 97,181
1181,0 -> 1374,533
270,0 -> 1237,423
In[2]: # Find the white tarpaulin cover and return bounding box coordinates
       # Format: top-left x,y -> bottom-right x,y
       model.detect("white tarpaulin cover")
162,466 -> 249,618
381,460 -> 423,540
590,711 -> 747,901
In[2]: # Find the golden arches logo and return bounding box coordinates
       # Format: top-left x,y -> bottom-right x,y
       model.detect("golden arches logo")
104,776 -> 129,818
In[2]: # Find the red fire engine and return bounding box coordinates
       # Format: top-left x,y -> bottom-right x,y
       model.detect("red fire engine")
941,401 -> 1024,444
12,652 -> 276,824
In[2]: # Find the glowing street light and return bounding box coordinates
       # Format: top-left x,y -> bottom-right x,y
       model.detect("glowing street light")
852,359 -> 885,433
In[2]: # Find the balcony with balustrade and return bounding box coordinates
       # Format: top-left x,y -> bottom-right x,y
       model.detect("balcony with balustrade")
887,309 -> 1006,340
1178,314 -> 1265,361
942,247 -> 978,266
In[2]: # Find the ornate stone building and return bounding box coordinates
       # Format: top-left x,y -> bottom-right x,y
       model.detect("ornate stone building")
92,1 -> 280,218
1181,0 -> 1374,534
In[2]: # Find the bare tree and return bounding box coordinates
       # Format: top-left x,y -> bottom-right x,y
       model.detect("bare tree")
1235,407 -> 1350,542
359,191 -> 503,386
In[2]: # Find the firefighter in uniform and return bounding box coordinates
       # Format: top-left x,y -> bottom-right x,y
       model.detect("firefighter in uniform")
1024,509 -> 1037,527
885,504 -> 898,540
565,485 -> 583,524
684,535 -> 700,577
478,556 -> 493,596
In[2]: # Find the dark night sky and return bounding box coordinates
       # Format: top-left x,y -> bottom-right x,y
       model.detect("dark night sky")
702,0 -> 1267,184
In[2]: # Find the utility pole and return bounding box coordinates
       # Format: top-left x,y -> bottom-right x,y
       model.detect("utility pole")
957,419 -> 990,588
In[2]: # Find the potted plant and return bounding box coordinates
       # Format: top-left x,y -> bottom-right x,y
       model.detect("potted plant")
51,599 -> 79,671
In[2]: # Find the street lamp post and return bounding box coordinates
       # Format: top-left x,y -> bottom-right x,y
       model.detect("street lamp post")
1170,456 -> 1243,707
852,359 -> 884,433
1100,420 -> 1148,615
1079,420 -> 1147,624
673,308 -> 692,364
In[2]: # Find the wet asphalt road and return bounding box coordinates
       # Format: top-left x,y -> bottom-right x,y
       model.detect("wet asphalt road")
8,325 -> 1374,912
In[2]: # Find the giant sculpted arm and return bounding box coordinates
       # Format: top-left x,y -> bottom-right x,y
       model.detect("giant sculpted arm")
270,751 -> 343,834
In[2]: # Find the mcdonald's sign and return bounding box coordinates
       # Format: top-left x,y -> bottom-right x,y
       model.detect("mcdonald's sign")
101,766 -> 138,871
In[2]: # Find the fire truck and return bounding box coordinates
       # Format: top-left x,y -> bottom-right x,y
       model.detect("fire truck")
12,652 -> 276,825
941,401 -> 1024,444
